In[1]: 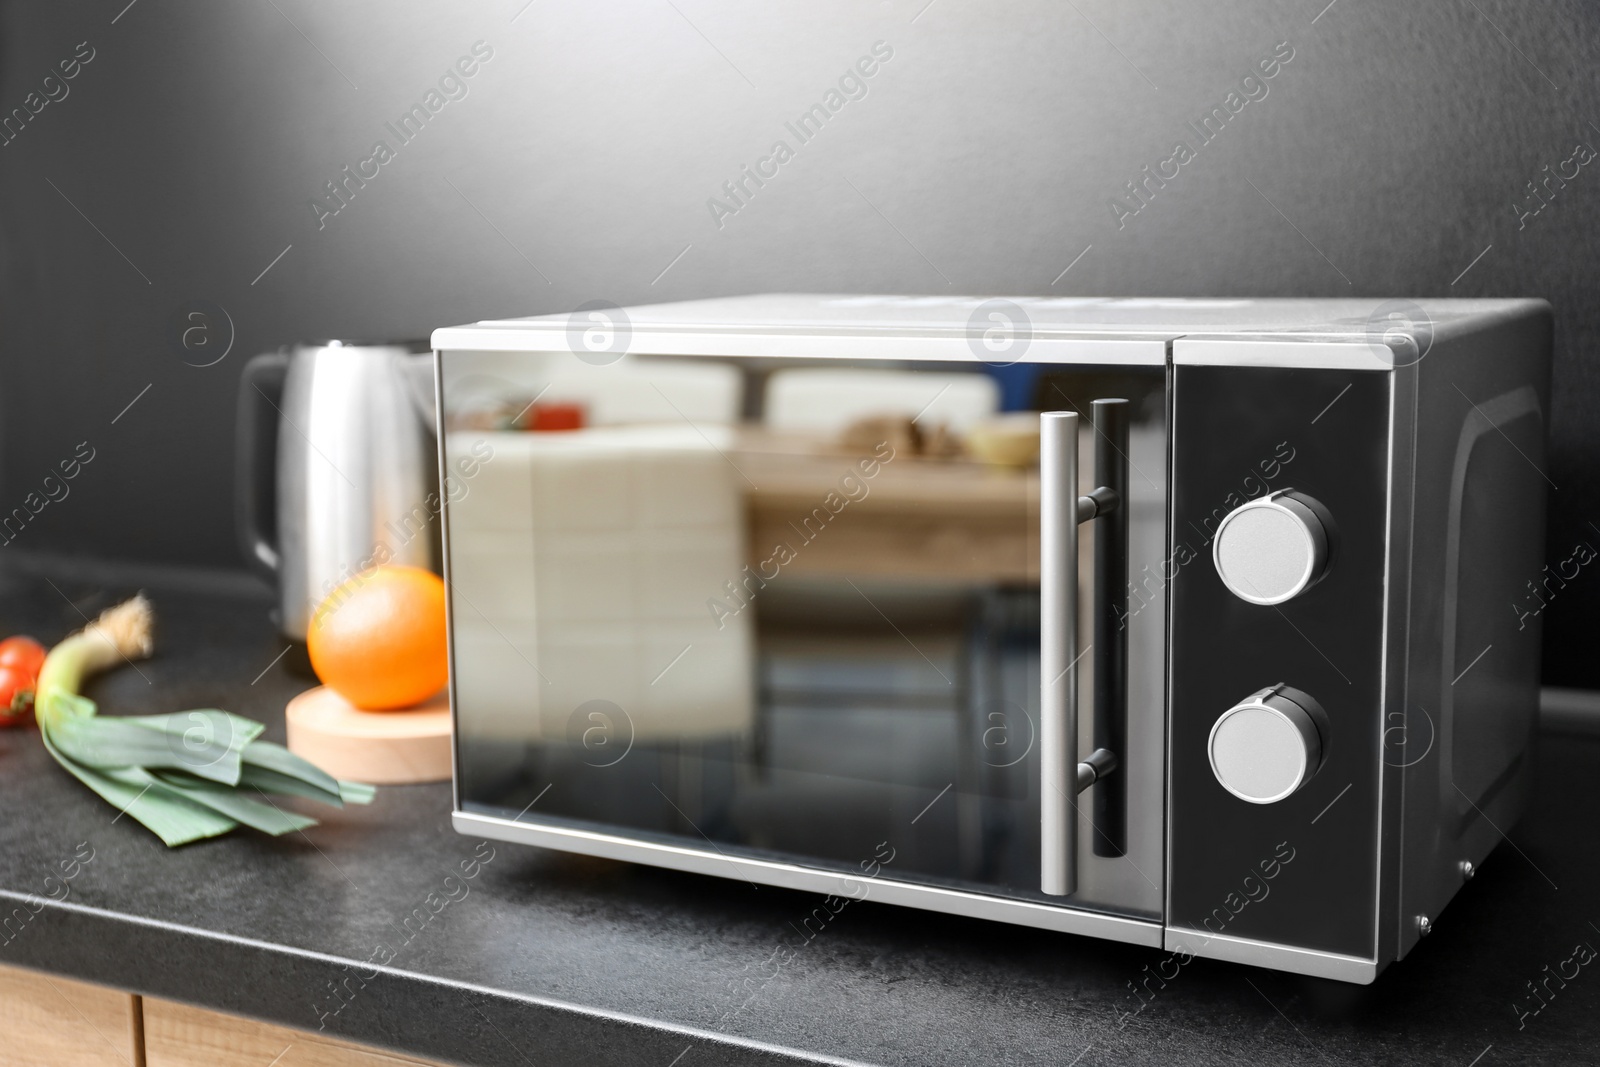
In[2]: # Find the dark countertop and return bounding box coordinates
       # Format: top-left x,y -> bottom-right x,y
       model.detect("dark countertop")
2,556 -> 1598,1067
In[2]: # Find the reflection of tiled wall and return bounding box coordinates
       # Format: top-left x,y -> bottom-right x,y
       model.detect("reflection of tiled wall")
765,368 -> 997,432
447,426 -> 753,742
445,352 -> 741,428
447,431 -> 541,742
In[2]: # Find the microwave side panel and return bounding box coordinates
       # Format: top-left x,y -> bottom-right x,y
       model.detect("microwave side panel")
1374,356 -> 1417,978
436,338 -> 1170,943
1396,301 -> 1553,964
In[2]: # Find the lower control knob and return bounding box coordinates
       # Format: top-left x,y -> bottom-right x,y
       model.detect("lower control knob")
1208,686 -> 1325,804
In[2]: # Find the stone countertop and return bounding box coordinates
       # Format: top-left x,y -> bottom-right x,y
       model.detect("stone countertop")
1,556 -> 1597,1067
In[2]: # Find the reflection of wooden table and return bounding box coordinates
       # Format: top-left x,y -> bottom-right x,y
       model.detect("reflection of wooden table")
733,437 -> 1040,583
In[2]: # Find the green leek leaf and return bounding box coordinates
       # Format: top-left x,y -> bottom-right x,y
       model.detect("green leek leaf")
240,740 -> 340,797
40,720 -> 241,846
237,763 -> 340,805
150,770 -> 320,835
237,742 -> 375,807
337,779 -> 377,805
128,708 -> 265,751
46,711 -> 252,786
99,765 -> 246,845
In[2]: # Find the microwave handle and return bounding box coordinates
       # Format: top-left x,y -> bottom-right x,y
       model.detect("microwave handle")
1091,398 -> 1130,857
1040,405 -> 1126,897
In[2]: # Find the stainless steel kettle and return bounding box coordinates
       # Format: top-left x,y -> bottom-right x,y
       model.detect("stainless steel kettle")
235,340 -> 439,640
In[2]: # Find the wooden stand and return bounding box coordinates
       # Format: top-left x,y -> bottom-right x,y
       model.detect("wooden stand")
285,686 -> 451,785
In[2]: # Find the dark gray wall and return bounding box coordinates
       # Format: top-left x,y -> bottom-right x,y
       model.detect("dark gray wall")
2,0 -> 1598,683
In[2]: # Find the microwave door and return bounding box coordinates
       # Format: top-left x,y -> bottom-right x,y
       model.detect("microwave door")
443,353 -> 1168,924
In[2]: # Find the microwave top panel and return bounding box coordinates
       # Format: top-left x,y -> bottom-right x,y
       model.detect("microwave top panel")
430,293 -> 1548,370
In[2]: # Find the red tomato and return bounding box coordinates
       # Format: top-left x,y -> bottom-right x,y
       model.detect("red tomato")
0,636 -> 46,677
0,663 -> 34,725
0,637 -> 44,726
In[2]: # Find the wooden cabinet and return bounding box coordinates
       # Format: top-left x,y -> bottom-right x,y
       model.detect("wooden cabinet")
0,963 -> 451,1067
142,998 -> 450,1067
0,961 -> 142,1067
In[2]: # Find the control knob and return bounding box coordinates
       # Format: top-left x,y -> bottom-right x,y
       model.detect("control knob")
1208,685 -> 1325,804
1212,491 -> 1332,605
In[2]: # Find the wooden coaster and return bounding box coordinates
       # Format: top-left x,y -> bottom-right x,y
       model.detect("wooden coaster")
285,686 -> 451,785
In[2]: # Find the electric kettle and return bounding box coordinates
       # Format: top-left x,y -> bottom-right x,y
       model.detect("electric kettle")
235,340 -> 439,641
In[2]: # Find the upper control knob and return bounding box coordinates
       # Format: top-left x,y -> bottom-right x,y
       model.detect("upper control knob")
1212,491 -> 1331,605
1208,686 -> 1325,804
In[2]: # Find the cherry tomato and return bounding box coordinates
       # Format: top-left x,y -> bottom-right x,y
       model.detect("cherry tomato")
0,635 -> 46,677
0,637 -> 45,726
0,663 -> 34,725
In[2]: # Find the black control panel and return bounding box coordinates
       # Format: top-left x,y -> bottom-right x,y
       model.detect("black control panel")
1167,365 -> 1390,958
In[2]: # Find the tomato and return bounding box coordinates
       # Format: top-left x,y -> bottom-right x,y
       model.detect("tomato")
0,636 -> 45,726
0,635 -> 46,677
0,663 -> 34,725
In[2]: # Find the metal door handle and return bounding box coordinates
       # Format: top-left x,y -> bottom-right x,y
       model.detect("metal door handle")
1040,402 -> 1129,897
1091,398 -> 1130,859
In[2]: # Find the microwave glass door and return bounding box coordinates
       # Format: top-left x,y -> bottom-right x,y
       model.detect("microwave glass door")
441,350 -> 1168,920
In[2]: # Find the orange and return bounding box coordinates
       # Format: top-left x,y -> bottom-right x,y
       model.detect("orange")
307,565 -> 448,710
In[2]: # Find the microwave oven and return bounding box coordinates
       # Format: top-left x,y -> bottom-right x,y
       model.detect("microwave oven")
431,294 -> 1551,983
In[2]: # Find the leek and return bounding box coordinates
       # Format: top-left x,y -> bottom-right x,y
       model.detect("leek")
34,595 -> 374,846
